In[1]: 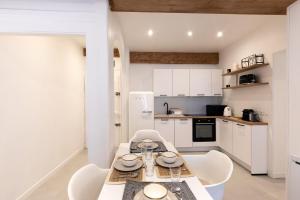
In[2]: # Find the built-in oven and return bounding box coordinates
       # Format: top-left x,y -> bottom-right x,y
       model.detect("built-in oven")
192,118 -> 216,142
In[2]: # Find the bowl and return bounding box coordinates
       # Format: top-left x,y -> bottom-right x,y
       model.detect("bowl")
142,139 -> 153,148
143,183 -> 168,199
121,154 -> 138,167
161,151 -> 177,164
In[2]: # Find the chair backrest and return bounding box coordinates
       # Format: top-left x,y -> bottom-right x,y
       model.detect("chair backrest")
130,129 -> 165,142
182,151 -> 233,200
68,164 -> 108,200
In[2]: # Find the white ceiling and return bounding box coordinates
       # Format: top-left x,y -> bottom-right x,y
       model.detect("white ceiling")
116,12 -> 285,52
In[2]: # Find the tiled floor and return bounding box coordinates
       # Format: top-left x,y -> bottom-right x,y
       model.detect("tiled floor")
26,150 -> 285,200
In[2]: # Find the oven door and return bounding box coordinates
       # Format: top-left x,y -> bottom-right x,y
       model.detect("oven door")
193,119 -> 216,142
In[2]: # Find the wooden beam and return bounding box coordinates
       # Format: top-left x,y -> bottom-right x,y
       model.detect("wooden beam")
114,48 -> 120,58
109,0 -> 296,15
130,52 -> 219,64
83,48 -> 86,57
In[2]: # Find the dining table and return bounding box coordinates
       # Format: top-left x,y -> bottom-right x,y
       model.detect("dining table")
98,141 -> 213,200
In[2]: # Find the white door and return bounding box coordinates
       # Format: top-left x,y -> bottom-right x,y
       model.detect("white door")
173,69 -> 190,97
174,118 -> 193,148
114,57 -> 122,145
155,118 -> 175,144
233,123 -> 252,166
190,69 -> 212,96
153,69 -> 172,97
288,3 -> 300,199
219,119 -> 233,154
211,69 -> 223,96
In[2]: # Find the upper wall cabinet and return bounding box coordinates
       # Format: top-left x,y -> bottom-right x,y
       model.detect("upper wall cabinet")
211,69 -> 223,96
190,69 -> 212,96
153,69 -> 173,97
173,69 -> 190,97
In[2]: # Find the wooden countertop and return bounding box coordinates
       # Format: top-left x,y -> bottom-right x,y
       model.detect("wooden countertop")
154,114 -> 268,126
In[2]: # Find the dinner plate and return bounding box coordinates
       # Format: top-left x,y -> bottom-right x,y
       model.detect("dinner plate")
114,159 -> 143,172
133,189 -> 177,200
137,142 -> 159,150
156,156 -> 184,168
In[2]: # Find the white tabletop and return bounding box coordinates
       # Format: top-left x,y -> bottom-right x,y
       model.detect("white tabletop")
98,142 -> 213,200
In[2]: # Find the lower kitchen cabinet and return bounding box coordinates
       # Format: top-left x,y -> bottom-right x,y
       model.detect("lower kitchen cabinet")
218,119 -> 233,154
154,118 -> 175,144
174,118 -> 193,148
232,123 -> 252,166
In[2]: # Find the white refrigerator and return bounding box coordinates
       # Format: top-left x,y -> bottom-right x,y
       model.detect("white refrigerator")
129,91 -> 154,140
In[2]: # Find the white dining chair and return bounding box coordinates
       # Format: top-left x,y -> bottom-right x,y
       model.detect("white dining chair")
130,129 -> 166,143
182,150 -> 233,200
68,164 -> 109,200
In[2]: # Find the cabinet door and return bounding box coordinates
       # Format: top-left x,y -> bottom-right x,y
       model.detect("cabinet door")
211,69 -> 223,96
153,69 -> 172,97
190,69 -> 212,96
174,118 -> 193,148
173,69 -> 190,97
233,123 -> 252,165
219,119 -> 233,154
155,118 -> 175,145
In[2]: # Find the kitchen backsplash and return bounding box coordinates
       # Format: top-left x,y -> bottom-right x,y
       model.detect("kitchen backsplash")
154,97 -> 223,114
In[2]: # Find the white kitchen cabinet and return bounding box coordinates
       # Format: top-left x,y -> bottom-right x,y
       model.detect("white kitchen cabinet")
155,118 -> 175,145
172,69 -> 190,97
174,118 -> 193,148
233,123 -> 252,166
218,119 -> 233,154
190,69 -> 212,96
211,69 -> 223,96
153,69 -> 172,97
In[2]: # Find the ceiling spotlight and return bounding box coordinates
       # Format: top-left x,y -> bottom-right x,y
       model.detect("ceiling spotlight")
187,31 -> 193,37
217,31 -> 223,38
148,29 -> 153,37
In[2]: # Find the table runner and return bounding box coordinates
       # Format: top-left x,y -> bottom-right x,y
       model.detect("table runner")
130,141 -> 167,153
122,180 -> 197,200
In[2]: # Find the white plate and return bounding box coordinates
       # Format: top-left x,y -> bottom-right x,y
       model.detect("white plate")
133,188 -> 177,200
114,159 -> 143,172
156,156 -> 184,168
137,142 -> 159,150
144,183 -> 168,199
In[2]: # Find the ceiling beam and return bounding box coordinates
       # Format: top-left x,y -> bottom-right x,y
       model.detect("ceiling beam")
109,0 -> 296,15
114,48 -> 120,58
130,52 -> 219,64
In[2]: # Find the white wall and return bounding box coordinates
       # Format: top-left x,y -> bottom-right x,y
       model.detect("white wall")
0,35 -> 85,200
219,18 -> 287,177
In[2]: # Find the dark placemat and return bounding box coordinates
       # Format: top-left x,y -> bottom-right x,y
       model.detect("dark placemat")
130,141 -> 167,153
122,180 -> 197,200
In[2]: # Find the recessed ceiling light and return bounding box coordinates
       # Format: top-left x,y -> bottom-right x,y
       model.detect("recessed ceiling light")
187,31 -> 193,37
217,31 -> 223,38
148,29 -> 153,37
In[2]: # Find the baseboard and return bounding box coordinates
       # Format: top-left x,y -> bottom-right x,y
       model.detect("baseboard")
268,172 -> 286,179
16,148 -> 84,200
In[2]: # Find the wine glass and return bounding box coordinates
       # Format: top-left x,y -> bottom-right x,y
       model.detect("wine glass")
170,167 -> 182,196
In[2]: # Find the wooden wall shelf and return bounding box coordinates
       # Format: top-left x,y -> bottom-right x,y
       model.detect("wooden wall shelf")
222,82 -> 269,90
222,63 -> 269,76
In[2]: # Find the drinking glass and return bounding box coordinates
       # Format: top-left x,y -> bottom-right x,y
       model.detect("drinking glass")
170,167 -> 181,182
144,148 -> 153,161
145,159 -> 154,177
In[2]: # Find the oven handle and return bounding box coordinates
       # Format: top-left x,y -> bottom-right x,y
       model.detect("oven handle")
194,123 -> 215,125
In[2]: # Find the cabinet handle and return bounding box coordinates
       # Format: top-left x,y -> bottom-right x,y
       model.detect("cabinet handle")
214,94 -> 222,96
237,123 -> 245,127
179,118 -> 188,121
222,120 -> 229,123
142,110 -> 152,114
161,118 -> 169,122
197,94 -> 205,96
295,161 -> 300,165
159,94 -> 167,97
177,94 -> 185,97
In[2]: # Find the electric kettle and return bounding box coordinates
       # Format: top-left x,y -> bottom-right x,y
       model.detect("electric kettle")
223,106 -> 232,117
